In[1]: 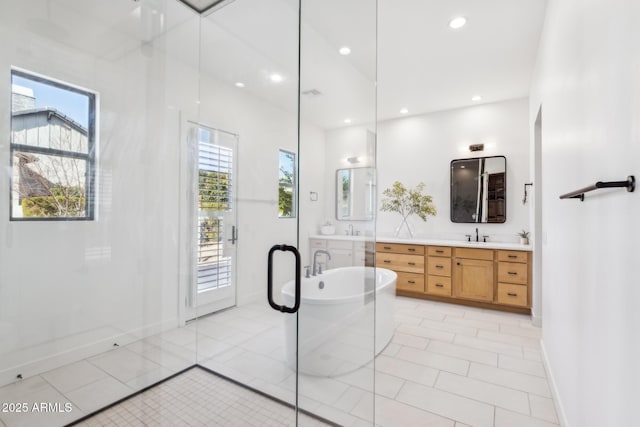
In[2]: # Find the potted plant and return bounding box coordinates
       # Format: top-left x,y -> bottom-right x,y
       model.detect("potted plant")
381,181 -> 436,237
518,230 -> 530,245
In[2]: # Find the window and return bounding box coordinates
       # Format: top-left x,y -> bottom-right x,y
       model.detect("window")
196,127 -> 234,292
278,149 -> 296,218
10,69 -> 96,220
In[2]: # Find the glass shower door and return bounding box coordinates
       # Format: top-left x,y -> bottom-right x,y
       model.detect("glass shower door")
193,0 -> 302,424
193,0 -> 378,425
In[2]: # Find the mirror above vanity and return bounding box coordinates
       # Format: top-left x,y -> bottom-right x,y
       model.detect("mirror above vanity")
336,167 -> 375,221
451,156 -> 506,223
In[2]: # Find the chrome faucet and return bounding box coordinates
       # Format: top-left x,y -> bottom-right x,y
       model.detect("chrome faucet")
313,250 -> 331,275
475,227 -> 479,242
346,224 -> 354,236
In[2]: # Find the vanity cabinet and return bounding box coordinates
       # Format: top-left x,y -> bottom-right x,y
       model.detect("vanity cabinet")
376,243 -> 425,292
309,238 -> 372,269
426,246 -> 452,296
496,250 -> 530,307
377,242 -> 532,313
453,248 -> 494,302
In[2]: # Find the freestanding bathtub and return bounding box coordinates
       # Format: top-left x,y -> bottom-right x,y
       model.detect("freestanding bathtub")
281,266 -> 396,377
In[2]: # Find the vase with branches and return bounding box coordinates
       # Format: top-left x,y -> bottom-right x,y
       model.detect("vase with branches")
381,181 -> 437,237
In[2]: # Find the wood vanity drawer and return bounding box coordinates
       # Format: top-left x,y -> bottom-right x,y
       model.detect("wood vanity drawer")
427,246 -> 452,257
497,262 -> 528,285
396,272 -> 425,292
455,247 -> 494,261
497,283 -> 528,307
376,243 -> 425,255
497,250 -> 528,263
376,253 -> 424,273
427,275 -> 452,296
427,257 -> 452,276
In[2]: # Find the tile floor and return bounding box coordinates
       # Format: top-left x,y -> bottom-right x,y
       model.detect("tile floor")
0,296 -> 560,427
75,367 -> 329,427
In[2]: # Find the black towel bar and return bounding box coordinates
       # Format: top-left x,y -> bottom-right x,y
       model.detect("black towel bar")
559,176 -> 635,201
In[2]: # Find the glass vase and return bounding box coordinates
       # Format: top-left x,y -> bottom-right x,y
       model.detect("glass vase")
393,215 -> 414,238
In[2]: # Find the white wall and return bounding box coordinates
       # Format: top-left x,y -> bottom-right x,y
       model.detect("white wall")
0,4 -> 201,386
0,0 -> 326,387
530,0 -> 640,425
196,75 -> 326,306
325,98 -> 531,243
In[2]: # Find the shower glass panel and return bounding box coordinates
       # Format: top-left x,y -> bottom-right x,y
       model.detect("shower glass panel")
0,0 -> 200,425
0,0 -> 377,425
194,1 -> 300,423
194,0 -> 378,425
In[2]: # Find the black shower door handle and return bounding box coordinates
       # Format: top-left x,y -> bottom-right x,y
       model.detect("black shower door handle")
267,244 -> 301,313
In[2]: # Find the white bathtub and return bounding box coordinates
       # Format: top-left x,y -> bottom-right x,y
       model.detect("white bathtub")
282,266 -> 396,377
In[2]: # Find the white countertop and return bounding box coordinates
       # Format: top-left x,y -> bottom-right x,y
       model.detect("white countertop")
309,234 -> 532,251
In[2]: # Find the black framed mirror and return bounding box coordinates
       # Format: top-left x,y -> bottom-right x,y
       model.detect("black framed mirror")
450,156 -> 506,223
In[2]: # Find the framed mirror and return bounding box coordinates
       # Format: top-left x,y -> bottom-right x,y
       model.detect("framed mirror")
451,156 -> 506,223
336,167 -> 375,221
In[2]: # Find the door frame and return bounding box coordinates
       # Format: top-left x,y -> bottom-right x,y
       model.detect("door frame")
179,120 -> 239,323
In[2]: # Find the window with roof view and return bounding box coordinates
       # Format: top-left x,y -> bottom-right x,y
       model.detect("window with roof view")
10,69 -> 97,220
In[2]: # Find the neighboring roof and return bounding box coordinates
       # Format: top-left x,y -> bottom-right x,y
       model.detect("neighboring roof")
12,107 -> 88,135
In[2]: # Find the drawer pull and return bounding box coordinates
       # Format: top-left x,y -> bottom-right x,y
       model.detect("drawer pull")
408,280 -> 415,284
408,248 -> 416,252
436,265 -> 444,269
508,271 -> 518,275
436,249 -> 444,253
408,262 -> 416,266
435,283 -> 444,288
507,292 -> 518,297
383,260 -> 391,263
508,255 -> 517,259
383,246 -> 391,250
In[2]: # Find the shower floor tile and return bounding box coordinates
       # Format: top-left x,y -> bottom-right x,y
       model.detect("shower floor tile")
0,297 -> 560,427
74,367 -> 329,427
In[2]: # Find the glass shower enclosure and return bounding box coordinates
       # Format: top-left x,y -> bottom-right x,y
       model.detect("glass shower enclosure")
0,0 -> 377,425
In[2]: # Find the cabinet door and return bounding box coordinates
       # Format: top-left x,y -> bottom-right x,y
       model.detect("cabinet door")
453,258 -> 494,302
328,248 -> 353,269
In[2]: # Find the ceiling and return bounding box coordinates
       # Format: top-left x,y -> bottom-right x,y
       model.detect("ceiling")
200,0 -> 547,128
3,0 -> 548,130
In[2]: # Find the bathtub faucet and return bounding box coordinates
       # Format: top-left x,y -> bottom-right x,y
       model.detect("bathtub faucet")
313,250 -> 331,276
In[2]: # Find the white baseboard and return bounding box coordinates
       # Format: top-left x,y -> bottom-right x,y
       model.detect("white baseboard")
237,290 -> 263,306
0,317 -> 180,388
540,338 -> 570,427
531,311 -> 542,327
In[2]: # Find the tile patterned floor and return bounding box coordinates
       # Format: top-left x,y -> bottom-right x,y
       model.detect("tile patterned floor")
75,367 -> 328,427
0,297 -> 560,427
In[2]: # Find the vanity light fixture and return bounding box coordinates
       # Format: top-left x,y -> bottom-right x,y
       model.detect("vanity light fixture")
469,143 -> 484,152
400,108 -> 409,114
471,95 -> 482,101
269,73 -> 284,83
344,118 -> 352,124
235,82 -> 245,88
449,16 -> 467,29
339,46 -> 351,55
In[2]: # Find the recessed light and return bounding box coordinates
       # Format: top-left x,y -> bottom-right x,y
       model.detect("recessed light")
339,46 -> 351,55
269,73 -> 284,83
400,108 -> 409,114
235,82 -> 245,88
344,118 -> 352,124
448,16 -> 467,29
471,95 -> 482,101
